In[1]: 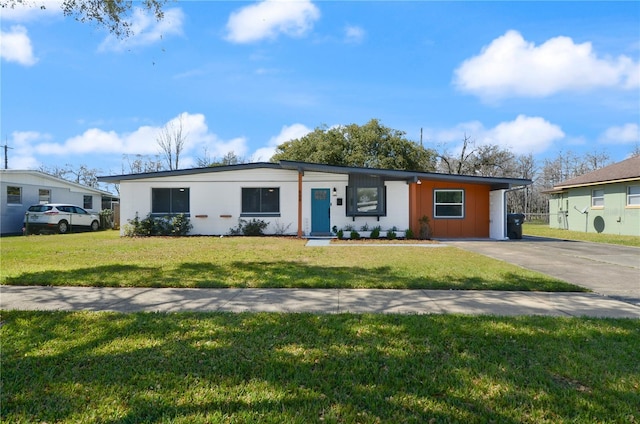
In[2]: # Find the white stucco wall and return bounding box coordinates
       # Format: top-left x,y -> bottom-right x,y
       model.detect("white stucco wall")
117,168 -> 411,236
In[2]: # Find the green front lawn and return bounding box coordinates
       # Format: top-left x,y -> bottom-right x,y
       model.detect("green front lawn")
524,223 -> 640,247
0,231 -> 584,291
2,311 -> 638,423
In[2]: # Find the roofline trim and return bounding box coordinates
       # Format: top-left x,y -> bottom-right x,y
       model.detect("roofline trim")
98,160 -> 532,188
554,176 -> 640,190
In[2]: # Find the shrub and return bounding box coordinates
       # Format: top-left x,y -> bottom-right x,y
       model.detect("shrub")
386,226 -> 397,240
418,215 -> 432,240
350,230 -> 361,240
337,229 -> 344,240
360,223 -> 370,232
125,213 -> 192,237
405,228 -> 414,239
229,218 -> 269,236
272,220 -> 293,235
170,214 -> 193,236
370,225 -> 381,239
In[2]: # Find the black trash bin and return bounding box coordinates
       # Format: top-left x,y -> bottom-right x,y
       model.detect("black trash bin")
507,213 -> 525,239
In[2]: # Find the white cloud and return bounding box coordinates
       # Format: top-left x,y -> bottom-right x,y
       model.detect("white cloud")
426,115 -> 565,155
0,1 -> 62,22
225,0 -> 320,44
6,131 -> 51,169
454,30 -> 640,100
18,113 -> 248,169
0,25 -> 38,66
252,123 -> 312,161
98,7 -> 185,52
344,25 -> 365,44
599,123 -> 640,144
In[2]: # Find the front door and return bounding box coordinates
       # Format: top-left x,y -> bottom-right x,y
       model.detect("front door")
311,188 -> 331,235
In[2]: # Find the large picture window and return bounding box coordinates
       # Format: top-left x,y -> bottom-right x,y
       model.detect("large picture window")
591,189 -> 604,208
7,186 -> 21,204
628,186 -> 640,206
152,188 -> 190,215
242,187 -> 280,216
434,189 -> 464,218
346,186 -> 386,216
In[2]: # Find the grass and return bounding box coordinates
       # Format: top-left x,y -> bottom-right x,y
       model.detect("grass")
2,310 -> 638,423
524,223 -> 640,247
0,231 -> 585,292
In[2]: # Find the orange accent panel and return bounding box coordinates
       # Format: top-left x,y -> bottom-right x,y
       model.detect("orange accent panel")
409,181 -> 490,238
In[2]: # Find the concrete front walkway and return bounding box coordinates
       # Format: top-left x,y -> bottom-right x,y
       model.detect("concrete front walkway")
2,286 -> 640,318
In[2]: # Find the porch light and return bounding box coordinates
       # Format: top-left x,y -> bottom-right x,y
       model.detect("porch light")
332,187 -> 337,196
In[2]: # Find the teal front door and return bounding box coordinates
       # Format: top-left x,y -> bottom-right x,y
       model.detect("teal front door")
311,189 -> 331,235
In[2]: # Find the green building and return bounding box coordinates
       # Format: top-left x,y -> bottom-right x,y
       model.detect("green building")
546,156 -> 640,236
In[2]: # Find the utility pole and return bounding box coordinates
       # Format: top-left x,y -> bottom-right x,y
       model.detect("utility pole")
4,139 -> 13,169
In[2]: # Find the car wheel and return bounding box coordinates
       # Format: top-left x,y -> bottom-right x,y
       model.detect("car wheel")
90,220 -> 100,231
58,220 -> 69,234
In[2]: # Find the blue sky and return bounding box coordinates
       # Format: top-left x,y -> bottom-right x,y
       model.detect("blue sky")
1,1 -> 639,177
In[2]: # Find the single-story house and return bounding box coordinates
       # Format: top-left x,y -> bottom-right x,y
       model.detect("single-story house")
99,161 -> 530,239
0,169 -> 118,236
545,155 -> 640,236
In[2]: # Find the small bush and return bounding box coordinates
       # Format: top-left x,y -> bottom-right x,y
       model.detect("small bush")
337,229 -> 344,240
418,215 -> 432,240
170,214 -> 193,236
360,223 -> 370,232
386,227 -> 397,240
370,225 -> 381,239
125,213 -> 192,237
229,218 -> 269,236
350,230 -> 361,240
405,228 -> 414,239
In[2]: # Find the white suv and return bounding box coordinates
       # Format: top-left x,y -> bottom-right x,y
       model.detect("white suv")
24,204 -> 100,234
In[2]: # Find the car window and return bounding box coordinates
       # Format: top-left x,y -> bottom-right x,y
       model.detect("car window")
58,206 -> 73,213
28,205 -> 52,212
74,207 -> 88,214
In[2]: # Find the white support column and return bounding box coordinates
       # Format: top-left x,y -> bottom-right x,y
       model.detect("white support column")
489,189 -> 508,240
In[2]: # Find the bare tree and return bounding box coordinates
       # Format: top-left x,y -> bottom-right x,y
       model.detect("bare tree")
39,163 -> 99,188
157,116 -> 187,171
122,154 -> 164,174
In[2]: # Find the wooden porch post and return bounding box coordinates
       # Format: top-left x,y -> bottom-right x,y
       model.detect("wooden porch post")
297,170 -> 303,237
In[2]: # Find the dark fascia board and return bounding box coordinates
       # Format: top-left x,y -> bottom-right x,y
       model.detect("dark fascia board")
97,162 -> 281,183
98,160 -> 531,190
279,160 -> 532,189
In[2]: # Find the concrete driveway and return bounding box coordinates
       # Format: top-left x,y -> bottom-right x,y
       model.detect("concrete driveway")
447,236 -> 640,306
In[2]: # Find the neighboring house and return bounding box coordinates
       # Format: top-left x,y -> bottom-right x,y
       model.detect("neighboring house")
545,155 -> 640,236
0,170 -> 118,236
99,161 -> 530,239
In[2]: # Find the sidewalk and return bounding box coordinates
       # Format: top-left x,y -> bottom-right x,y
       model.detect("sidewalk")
2,286 -> 640,318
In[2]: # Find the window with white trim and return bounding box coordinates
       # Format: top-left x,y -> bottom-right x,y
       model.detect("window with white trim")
83,195 -> 93,210
39,189 -> 51,204
628,186 -> 640,206
434,189 -> 464,218
7,186 -> 21,204
591,189 -> 604,208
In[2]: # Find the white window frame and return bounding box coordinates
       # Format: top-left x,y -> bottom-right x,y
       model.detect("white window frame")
627,185 -> 640,207
591,189 -> 604,208
39,189 -> 51,204
434,189 -> 464,219
6,186 -> 22,205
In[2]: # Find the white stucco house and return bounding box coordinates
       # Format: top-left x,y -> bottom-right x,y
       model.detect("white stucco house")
98,161 -> 531,239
